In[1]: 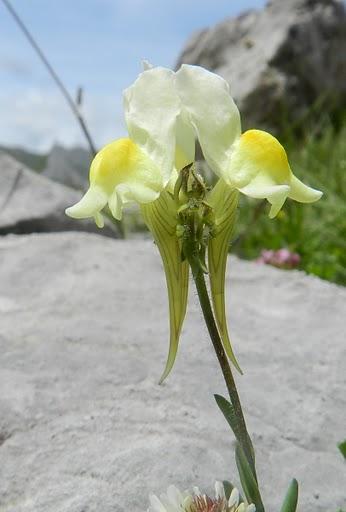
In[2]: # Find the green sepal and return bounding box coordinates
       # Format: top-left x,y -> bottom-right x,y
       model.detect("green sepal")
141,191 -> 189,383
235,442 -> 265,512
279,479 -> 299,512
223,480 -> 244,503
222,480 -> 235,501
208,179 -> 242,374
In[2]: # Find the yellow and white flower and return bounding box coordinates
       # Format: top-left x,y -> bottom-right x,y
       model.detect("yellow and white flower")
65,63 -> 322,381
66,66 -> 194,226
66,63 -> 322,225
175,64 -> 322,218
148,481 -> 256,512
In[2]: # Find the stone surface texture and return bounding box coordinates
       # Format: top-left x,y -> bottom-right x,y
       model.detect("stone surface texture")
0,232 -> 345,512
42,144 -> 90,190
0,152 -> 116,237
176,0 -> 346,131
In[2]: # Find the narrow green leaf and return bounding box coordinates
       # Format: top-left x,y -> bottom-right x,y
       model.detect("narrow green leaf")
141,191 -> 189,383
208,180 -> 242,374
215,394 -> 243,441
215,394 -> 257,481
235,443 -> 265,512
279,479 -> 299,512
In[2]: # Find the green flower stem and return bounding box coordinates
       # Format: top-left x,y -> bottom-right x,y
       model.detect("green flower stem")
188,256 -> 264,510
191,261 -> 251,459
177,166 -> 264,510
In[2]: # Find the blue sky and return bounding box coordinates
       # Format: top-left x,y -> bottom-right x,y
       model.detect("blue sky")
0,0 -> 266,152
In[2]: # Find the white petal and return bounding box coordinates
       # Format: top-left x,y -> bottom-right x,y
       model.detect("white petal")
124,67 -> 182,185
166,167 -> 179,195
142,59 -> 154,71
238,182 -> 290,201
246,504 -> 256,512
175,64 -> 241,179
239,182 -> 290,218
149,494 -> 167,512
94,212 -> 104,228
116,182 -> 161,205
268,195 -> 288,218
289,174 -> 322,203
214,481 -> 225,500
166,485 -> 184,508
65,185 -> 107,220
228,488 -> 240,508
182,496 -> 193,510
175,113 -> 195,171
193,486 -> 201,496
108,189 -> 122,220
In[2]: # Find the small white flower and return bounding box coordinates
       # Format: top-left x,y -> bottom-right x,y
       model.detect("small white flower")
148,482 -> 255,512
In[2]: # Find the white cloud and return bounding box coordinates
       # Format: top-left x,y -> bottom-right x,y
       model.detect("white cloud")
0,87 -> 126,152
0,0 -> 267,152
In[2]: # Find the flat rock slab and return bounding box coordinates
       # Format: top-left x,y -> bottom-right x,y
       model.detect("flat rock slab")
0,152 -> 117,237
0,233 -> 345,512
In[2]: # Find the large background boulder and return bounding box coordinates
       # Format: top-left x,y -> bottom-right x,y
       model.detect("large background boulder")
0,152 -> 117,236
0,232 -> 344,512
42,144 -> 91,190
176,0 -> 346,132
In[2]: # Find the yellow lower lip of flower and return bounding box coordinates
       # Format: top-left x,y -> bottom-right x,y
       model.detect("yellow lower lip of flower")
241,130 -> 288,168
65,137 -> 164,224
90,138 -> 148,191
226,129 -> 322,217
229,130 -> 291,187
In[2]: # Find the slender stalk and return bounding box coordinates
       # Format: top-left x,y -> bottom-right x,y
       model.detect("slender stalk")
176,167 -> 265,508
188,256 -> 264,511
190,262 -> 252,458
193,268 -> 242,412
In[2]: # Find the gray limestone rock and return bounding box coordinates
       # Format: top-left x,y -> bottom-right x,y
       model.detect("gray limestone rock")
0,152 -> 117,237
0,232 -> 345,512
176,0 -> 346,132
42,144 -> 91,190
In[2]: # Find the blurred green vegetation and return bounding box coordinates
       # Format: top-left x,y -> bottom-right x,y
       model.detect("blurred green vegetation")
233,116 -> 346,285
